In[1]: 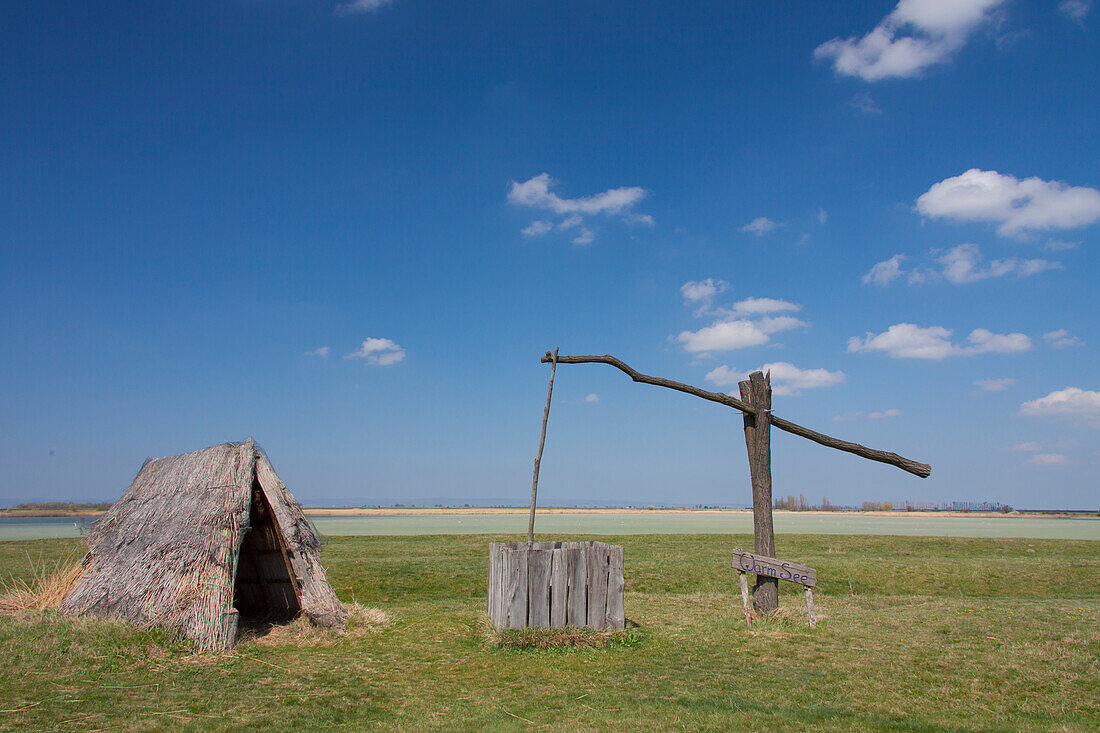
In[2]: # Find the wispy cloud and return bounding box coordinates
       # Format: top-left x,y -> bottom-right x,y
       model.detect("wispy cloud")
1029,453 -> 1070,466
335,0 -> 392,15
917,169 -> 1100,238
848,92 -> 883,114
849,323 -> 1030,359
521,220 -> 553,237
863,245 -> 1061,286
862,254 -> 907,287
1060,0 -> 1092,27
739,217 -> 781,236
345,337 -> 406,366
305,346 -> 331,358
975,377 -> 1017,392
815,0 -> 1008,81
584,393 -> 599,403
508,173 -> 652,244
1043,329 -> 1083,349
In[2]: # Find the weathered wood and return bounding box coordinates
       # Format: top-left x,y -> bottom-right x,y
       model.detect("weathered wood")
504,549 -> 528,628
540,353 -> 930,478
606,545 -> 625,630
732,548 -> 817,588
738,571 -> 752,630
566,547 -> 587,626
741,372 -> 777,615
487,541 -> 624,630
527,550 -> 552,628
550,548 -> 567,627
528,348 -> 559,544
805,587 -> 816,629
586,544 -> 609,629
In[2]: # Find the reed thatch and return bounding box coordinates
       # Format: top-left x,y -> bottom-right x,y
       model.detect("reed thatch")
60,439 -> 347,651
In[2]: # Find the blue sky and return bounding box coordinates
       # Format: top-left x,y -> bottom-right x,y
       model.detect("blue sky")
2,0 -> 1098,509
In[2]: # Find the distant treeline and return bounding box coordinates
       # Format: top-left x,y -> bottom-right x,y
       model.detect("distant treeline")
9,501 -> 112,511
773,495 -> 1013,513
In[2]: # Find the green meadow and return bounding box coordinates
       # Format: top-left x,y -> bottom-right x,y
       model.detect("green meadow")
2,533 -> 1098,731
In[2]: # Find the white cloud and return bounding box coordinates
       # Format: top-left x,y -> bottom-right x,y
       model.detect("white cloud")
868,408 -> 902,419
1028,453 -> 1070,466
1060,0 -> 1091,26
508,173 -> 648,217
584,393 -> 599,403
863,255 -> 907,287
572,228 -> 594,246
1020,387 -> 1100,423
508,173 -> 651,245
677,289 -> 805,352
345,337 -> 406,366
681,279 -> 728,310
336,0 -> 392,15
1011,442 -> 1042,452
848,323 -> 1030,359
679,321 -> 771,352
916,169 -> 1100,237
739,217 -> 781,236
975,377 -> 1017,392
305,346 -> 331,358
521,220 -> 553,237
706,362 -> 844,396
814,0 -> 1007,81
1044,329 -> 1083,349
818,207 -> 829,224
731,297 -> 801,315
963,328 -> 1031,354
938,244 -> 1062,283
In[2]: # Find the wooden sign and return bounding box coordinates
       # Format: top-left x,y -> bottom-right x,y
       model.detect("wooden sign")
731,548 -> 816,588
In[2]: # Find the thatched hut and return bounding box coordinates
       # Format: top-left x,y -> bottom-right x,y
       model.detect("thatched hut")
61,439 -> 347,650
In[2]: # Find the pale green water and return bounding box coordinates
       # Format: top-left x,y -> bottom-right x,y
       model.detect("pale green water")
5,514 -> 1097,541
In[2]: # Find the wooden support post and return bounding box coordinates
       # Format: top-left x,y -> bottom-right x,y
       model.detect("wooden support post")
738,571 -> 752,630
805,587 -> 816,629
739,371 -> 777,616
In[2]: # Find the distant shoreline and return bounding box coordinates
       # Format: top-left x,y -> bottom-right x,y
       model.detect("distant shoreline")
2,506 -> 1092,519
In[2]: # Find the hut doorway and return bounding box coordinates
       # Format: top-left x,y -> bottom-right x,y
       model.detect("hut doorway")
233,479 -> 302,627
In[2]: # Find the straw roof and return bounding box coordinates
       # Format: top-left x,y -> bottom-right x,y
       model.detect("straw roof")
61,439 -> 347,650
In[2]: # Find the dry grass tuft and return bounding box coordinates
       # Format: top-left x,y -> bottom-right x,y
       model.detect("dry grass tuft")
0,557 -> 83,614
249,603 -> 391,647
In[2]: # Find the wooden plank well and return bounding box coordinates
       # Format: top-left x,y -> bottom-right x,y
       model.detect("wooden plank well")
487,541 -> 624,631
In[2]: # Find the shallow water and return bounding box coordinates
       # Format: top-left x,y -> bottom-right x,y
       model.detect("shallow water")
4,513 -> 1097,541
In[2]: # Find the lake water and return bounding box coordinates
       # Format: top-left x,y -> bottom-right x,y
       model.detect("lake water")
3,513 -> 1098,541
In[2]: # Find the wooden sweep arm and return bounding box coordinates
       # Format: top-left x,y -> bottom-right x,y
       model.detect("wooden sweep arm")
542,352 -> 931,479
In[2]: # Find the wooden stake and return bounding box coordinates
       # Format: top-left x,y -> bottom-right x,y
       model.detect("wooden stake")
528,348 -> 558,545
738,571 -> 752,630
740,371 -> 777,615
805,587 -> 816,629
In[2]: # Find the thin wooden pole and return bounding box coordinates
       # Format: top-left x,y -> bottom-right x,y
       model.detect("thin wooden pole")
805,587 -> 816,629
740,371 -> 777,615
528,347 -> 559,545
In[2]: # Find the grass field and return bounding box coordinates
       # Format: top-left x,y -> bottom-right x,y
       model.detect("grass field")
1,534 -> 1098,731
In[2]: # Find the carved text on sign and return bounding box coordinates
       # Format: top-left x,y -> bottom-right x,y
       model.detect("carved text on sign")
732,548 -> 817,588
